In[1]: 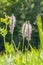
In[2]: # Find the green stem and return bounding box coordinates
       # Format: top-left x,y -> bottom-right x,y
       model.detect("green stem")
4,37 -> 5,44
18,41 -> 20,50
4,36 -> 6,51
11,34 -> 13,44
11,33 -> 18,52
22,37 -> 24,52
25,48 -> 28,64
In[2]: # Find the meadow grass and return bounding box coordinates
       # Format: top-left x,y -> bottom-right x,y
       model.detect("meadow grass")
0,45 -> 43,65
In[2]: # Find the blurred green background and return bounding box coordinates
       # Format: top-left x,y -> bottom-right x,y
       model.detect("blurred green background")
0,0 -> 43,52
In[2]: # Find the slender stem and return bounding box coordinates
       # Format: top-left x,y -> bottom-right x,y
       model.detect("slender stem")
4,36 -> 5,45
22,37 -> 24,52
25,47 -> 28,64
4,24 -> 7,49
11,33 -> 13,44
11,33 -> 19,52
18,41 -> 20,50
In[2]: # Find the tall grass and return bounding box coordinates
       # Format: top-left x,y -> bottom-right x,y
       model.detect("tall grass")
36,15 -> 43,49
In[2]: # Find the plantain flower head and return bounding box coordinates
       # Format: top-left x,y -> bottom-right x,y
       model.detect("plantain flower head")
22,21 -> 32,41
9,14 -> 16,34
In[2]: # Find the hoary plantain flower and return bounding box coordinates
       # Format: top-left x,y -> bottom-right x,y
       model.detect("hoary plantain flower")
22,21 -> 32,41
9,14 -> 16,34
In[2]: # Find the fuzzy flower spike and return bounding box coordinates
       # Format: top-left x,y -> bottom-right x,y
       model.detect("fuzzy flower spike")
9,14 -> 16,34
22,21 -> 32,41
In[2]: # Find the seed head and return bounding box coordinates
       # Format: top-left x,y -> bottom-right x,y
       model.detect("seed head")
9,14 -> 16,34
22,21 -> 32,41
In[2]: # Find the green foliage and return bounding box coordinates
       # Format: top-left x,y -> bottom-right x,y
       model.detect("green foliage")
0,14 -> 10,37
0,27 -> 7,37
0,48 -> 43,65
36,15 -> 43,49
5,42 -> 14,54
0,14 -> 10,52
